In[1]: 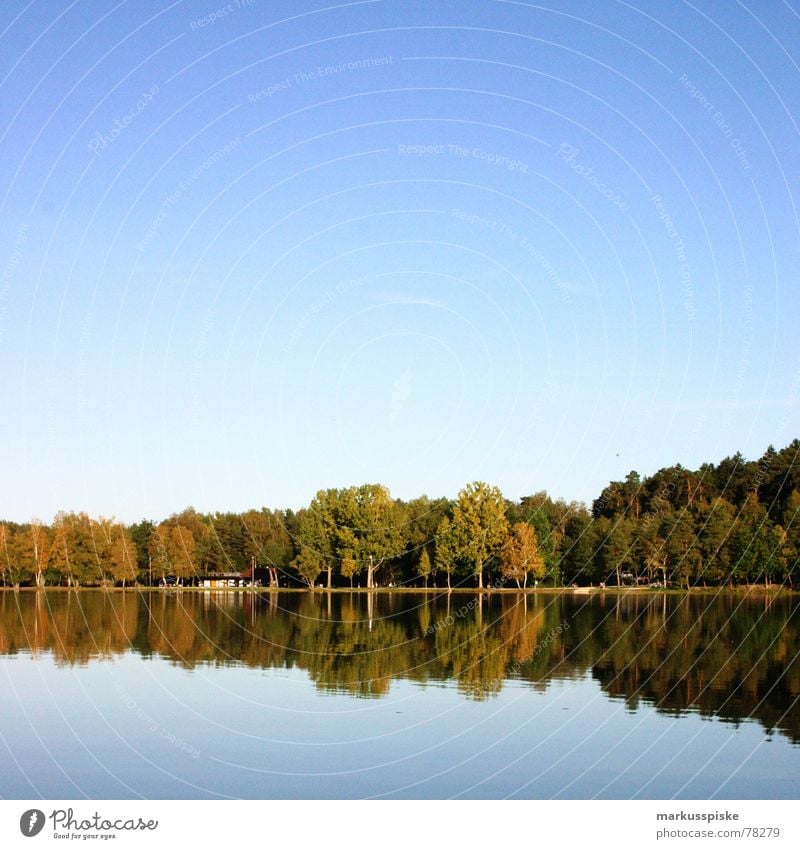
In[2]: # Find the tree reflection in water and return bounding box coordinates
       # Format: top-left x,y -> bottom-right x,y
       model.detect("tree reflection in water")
1,589 -> 798,742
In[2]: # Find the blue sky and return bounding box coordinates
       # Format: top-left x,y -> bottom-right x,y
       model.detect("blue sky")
1,0 -> 798,523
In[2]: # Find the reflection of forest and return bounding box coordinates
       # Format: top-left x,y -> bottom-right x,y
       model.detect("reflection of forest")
1,590 -> 798,742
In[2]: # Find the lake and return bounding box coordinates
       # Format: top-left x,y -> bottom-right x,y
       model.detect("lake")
0,589 -> 798,799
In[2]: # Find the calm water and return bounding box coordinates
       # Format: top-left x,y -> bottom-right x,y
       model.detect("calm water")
0,590 -> 798,799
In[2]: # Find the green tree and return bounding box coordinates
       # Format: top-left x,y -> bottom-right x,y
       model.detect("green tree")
512,492 -> 563,582
108,524 -> 138,587
1,522 -> 51,588
417,547 -> 433,588
560,511 -> 596,585
293,547 -> 324,588
663,510 -> 701,589
781,490 -> 800,586
434,516 -> 458,590
340,552 -> 360,588
129,519 -> 155,583
697,498 -> 737,585
28,520 -> 51,588
148,522 -> 198,584
295,493 -> 338,588
396,495 -> 451,583
168,524 -> 197,584
336,484 -> 404,588
450,482 -> 509,589
51,513 -> 103,586
242,509 -> 293,587
634,514 -> 667,586
601,517 -> 634,586
1,523 -> 31,587
175,508 -> 215,574
728,494 -> 774,586
149,524 -> 171,583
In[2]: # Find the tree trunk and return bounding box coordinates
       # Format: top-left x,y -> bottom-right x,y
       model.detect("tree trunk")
477,568 -> 483,589
326,565 -> 332,589
447,571 -> 451,592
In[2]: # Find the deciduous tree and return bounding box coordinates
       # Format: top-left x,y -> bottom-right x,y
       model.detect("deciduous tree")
501,522 -> 545,588
450,482 -> 509,589
417,547 -> 433,588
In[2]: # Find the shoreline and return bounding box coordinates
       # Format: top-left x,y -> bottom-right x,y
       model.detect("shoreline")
1,585 -> 795,595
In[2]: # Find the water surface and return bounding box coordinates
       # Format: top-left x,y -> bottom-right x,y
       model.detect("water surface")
1,590 -> 798,799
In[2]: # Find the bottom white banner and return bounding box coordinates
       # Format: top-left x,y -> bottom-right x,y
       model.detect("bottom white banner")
0,800 -> 797,848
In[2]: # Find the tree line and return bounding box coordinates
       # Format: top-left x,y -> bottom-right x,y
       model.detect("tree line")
1,439 -> 798,589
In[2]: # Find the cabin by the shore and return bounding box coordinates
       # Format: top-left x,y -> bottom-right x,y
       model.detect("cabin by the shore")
200,571 -> 251,588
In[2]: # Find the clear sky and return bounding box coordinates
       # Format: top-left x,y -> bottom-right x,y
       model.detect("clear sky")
1,0 -> 798,523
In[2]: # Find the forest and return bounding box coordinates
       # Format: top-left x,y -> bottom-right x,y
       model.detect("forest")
1,439 -> 798,589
